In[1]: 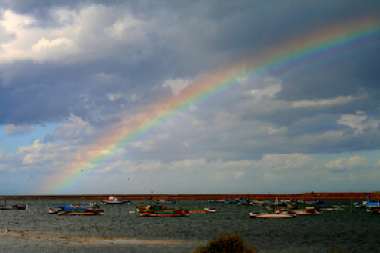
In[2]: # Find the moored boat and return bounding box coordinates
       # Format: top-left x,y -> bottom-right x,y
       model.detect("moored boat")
249,212 -> 295,219
288,207 -> 320,215
137,204 -> 190,217
189,209 -> 208,214
102,196 -> 129,205
0,200 -> 27,210
368,207 -> 380,214
249,197 -> 295,219
139,210 -> 190,217
48,203 -> 104,216
366,201 -> 380,213
204,207 -> 216,213
320,205 -> 344,211
0,204 -> 28,210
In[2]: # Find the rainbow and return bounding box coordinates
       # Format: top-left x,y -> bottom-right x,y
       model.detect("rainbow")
43,17 -> 380,193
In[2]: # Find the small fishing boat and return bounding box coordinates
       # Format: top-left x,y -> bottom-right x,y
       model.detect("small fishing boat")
366,201 -> 380,208
137,204 -> 190,217
249,212 -> 295,219
189,209 -> 208,214
139,210 -> 190,217
368,207 -> 380,214
188,208 -> 216,214
0,204 -> 28,210
204,207 -> 216,213
0,200 -> 27,210
102,196 -> 129,205
157,199 -> 176,205
250,200 -> 266,206
366,201 -> 380,213
48,203 -> 104,216
58,210 -> 104,216
208,199 -> 227,204
249,197 -> 295,219
320,205 -> 344,211
288,207 -> 320,216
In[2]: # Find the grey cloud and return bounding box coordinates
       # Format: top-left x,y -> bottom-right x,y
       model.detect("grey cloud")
0,1 -> 379,162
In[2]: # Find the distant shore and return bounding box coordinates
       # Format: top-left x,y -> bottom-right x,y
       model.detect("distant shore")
0,192 -> 379,201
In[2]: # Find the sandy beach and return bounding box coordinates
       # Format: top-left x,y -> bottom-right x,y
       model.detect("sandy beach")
0,229 -> 203,246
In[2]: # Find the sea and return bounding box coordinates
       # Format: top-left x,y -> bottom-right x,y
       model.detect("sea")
0,200 -> 379,253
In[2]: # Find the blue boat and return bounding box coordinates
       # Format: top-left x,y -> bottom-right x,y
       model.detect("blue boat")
48,203 -> 104,216
366,201 -> 380,208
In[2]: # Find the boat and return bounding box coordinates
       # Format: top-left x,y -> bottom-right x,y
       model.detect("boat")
368,207 -> 380,214
189,208 -> 216,214
209,199 -> 239,204
102,196 -> 129,204
156,199 -> 176,205
208,199 -> 226,204
189,209 -> 208,214
237,199 -> 251,206
365,201 -> 380,213
249,197 -> 295,219
320,206 -> 344,211
288,207 -> 320,215
137,204 -> 190,217
366,200 -> 380,209
0,204 -> 28,210
139,210 -> 190,217
204,207 -> 216,213
0,200 -> 27,210
48,203 -> 104,216
250,200 -> 266,206
249,212 -> 295,219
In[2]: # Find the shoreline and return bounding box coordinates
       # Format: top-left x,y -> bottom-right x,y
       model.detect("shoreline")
0,229 -> 203,246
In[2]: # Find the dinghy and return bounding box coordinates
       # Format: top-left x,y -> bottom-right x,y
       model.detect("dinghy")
249,212 -> 295,219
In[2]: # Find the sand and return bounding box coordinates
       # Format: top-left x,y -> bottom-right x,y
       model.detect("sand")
0,228 -> 203,246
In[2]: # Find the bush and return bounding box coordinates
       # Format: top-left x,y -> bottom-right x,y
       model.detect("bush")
193,234 -> 256,253
327,246 -> 347,253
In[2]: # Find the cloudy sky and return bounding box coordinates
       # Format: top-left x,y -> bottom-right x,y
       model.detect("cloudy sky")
0,0 -> 380,194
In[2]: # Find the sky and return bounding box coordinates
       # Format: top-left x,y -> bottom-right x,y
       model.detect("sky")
0,0 -> 380,194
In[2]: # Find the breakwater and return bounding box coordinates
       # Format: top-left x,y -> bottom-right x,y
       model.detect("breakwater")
0,192 -> 379,201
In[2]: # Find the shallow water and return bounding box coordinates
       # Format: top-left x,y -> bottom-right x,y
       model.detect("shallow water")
0,200 -> 379,252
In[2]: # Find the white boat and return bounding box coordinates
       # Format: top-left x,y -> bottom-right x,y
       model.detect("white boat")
249,212 -> 295,219
249,198 -> 295,219
204,207 -> 216,213
102,196 -> 127,204
288,207 -> 320,215
320,206 -> 344,211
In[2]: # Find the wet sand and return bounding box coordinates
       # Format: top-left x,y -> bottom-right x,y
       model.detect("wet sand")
0,229 -> 202,246
0,229 -> 200,253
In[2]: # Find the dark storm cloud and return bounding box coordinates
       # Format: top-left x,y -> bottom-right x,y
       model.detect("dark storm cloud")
0,59 -> 172,124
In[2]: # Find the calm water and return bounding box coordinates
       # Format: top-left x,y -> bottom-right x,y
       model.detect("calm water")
0,200 -> 379,253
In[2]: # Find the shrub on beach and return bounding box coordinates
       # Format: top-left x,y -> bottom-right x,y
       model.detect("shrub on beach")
327,246 -> 347,253
193,234 -> 256,253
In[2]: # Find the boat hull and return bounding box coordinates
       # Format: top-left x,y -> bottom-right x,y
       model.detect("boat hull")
57,211 -> 104,216
139,213 -> 190,217
102,200 -> 127,204
249,212 -> 295,219
288,209 -> 320,216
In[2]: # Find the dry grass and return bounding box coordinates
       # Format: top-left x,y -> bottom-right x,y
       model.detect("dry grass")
193,234 -> 256,253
